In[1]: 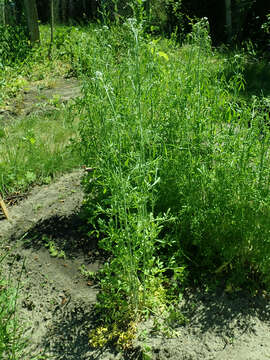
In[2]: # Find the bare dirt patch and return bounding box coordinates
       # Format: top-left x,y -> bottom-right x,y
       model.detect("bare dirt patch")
137,289 -> 270,360
0,170 -> 106,359
1,171 -> 270,359
0,77 -> 81,121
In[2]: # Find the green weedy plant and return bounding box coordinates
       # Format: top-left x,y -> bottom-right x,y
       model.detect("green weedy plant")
78,16 -> 270,348
154,18 -> 270,288
0,106 -> 80,196
79,19 -> 178,347
0,254 -> 26,359
261,13 -> 270,37
0,24 -> 84,197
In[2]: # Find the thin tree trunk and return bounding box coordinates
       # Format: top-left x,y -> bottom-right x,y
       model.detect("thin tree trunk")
0,0 -> 5,25
54,0 -> 60,24
82,0 -> 89,20
68,0 -> 74,24
23,0 -> 40,45
90,0 -> 97,19
225,0 -> 232,42
48,0 -> 54,60
82,0 -> 86,14
62,0 -> 67,23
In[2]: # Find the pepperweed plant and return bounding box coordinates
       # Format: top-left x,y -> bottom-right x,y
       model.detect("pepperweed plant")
77,18 -> 270,346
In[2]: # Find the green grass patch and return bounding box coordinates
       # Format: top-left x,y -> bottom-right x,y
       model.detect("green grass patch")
0,24 -> 84,195
0,108 -> 80,195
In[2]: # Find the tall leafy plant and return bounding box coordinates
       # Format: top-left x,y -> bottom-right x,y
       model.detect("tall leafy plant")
79,19 -> 174,347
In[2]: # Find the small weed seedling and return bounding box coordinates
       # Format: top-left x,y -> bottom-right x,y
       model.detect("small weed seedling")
79,264 -> 96,280
43,236 -> 66,259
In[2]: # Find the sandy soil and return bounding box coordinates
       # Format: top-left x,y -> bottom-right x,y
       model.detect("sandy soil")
1,171 -> 270,360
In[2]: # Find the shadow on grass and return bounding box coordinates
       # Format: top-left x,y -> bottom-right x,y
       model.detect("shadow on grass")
243,60 -> 270,97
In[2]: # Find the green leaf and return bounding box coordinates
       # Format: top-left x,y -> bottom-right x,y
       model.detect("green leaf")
157,51 -> 169,61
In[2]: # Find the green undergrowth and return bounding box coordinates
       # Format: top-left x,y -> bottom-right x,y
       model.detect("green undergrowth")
0,23 -> 135,197
0,23 -> 30,68
72,19 -> 270,348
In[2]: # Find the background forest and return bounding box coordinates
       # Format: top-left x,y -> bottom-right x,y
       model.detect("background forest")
1,0 -> 270,46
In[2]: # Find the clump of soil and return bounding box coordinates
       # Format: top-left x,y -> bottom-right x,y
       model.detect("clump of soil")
1,171 -> 270,359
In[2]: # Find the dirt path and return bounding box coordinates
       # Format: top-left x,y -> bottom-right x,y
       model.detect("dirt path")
1,171 -> 270,359
0,170 -> 84,241
0,170 -> 105,359
0,77 -> 81,121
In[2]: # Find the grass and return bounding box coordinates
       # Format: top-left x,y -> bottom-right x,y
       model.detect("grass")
0,252 -> 26,359
0,108 -> 81,195
0,25 -> 83,196
1,17 -> 270,354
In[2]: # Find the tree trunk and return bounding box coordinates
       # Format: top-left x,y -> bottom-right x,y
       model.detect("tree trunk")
23,0 -> 40,45
225,0 -> 232,42
82,0 -> 87,20
68,0 -> 74,24
0,0 -> 5,25
90,0 -> 97,19
82,0 -> 86,14
48,0 -> 54,60
54,0 -> 60,24
61,0 -> 67,23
